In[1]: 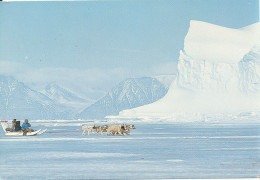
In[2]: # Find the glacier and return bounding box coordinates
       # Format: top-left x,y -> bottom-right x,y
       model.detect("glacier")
116,20 -> 260,122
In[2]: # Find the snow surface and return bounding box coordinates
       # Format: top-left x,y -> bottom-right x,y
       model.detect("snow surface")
116,21 -> 260,121
0,120 -> 259,179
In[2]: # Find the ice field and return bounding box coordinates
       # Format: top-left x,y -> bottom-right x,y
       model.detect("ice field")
0,120 -> 260,179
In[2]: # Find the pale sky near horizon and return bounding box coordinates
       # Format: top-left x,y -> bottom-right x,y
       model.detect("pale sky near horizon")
0,0 -> 259,99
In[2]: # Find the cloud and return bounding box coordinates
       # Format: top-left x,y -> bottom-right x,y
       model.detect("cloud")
0,61 -> 28,75
150,61 -> 178,76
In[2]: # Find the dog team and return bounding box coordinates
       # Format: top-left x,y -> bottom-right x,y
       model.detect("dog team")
81,124 -> 136,136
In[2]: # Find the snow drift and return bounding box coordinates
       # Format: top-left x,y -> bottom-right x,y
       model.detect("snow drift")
115,20 -> 260,122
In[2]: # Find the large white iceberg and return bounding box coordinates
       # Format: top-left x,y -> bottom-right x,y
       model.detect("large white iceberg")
116,20 -> 260,122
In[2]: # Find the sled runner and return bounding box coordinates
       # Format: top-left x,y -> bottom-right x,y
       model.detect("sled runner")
0,121 -> 47,136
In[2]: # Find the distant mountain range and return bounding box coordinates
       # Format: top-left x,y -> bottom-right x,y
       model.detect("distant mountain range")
44,83 -> 93,112
76,76 -> 176,119
0,75 -> 70,120
0,74 -> 175,120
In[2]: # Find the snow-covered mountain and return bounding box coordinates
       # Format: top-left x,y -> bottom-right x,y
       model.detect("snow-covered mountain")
44,83 -> 93,111
0,75 -> 70,120
117,20 -> 260,122
76,76 -> 175,119
0,75 -> 176,120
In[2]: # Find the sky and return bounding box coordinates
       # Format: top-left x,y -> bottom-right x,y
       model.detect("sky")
0,0 -> 259,99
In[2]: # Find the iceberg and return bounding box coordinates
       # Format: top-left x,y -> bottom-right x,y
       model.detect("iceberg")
116,20 -> 260,122
184,20 -> 260,63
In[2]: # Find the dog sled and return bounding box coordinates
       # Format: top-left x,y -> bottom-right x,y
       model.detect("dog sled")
0,121 -> 47,136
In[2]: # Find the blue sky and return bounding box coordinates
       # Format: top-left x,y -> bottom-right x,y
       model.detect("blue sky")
0,0 -> 259,99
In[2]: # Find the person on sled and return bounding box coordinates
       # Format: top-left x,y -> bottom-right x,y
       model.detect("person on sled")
11,119 -> 17,131
12,119 -> 21,132
21,119 -> 34,136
